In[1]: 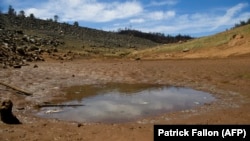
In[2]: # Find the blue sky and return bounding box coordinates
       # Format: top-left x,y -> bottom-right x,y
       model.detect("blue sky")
1,0 -> 250,37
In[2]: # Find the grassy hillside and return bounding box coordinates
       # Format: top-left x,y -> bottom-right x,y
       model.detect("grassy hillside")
131,24 -> 250,59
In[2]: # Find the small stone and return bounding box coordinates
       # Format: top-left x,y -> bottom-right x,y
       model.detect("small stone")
135,57 -> 141,61
13,65 -> 22,69
33,64 -> 38,68
182,48 -> 190,52
77,123 -> 83,127
16,107 -> 25,110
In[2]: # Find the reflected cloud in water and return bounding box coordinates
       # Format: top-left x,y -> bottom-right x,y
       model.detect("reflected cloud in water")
37,84 -> 215,123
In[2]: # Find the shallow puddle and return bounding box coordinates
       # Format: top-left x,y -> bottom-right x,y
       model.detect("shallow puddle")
36,83 -> 215,123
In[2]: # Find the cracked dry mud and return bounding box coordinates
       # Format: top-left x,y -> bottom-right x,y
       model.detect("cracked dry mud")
0,56 -> 250,141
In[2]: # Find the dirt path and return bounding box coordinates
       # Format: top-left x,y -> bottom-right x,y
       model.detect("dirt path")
1,56 -> 250,141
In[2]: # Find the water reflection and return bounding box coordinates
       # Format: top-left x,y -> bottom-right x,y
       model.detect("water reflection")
36,84 -> 215,123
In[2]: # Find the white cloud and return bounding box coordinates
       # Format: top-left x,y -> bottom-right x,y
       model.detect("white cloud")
23,0 -> 143,22
2,0 -> 249,36
126,3 -> 250,36
148,11 -> 165,20
212,3 -> 249,30
130,18 -> 145,23
147,11 -> 175,20
149,0 -> 178,6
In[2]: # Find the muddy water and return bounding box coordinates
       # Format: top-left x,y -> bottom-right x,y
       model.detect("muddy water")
36,83 -> 215,123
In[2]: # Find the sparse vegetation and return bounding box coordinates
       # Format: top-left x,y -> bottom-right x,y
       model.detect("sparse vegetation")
131,23 -> 250,59
0,6 -> 161,50
233,18 -> 250,28
0,5 -> 193,50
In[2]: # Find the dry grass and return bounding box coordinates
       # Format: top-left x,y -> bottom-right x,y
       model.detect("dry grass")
131,24 -> 250,57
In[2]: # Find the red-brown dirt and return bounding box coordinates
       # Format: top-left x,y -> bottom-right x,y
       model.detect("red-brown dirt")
1,55 -> 250,141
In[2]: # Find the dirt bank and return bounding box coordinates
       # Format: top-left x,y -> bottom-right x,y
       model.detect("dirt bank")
1,56 -> 250,141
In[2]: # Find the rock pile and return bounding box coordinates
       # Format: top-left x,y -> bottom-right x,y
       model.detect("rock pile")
0,28 -> 64,68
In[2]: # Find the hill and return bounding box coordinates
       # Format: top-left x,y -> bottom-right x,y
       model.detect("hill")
130,24 -> 250,59
0,14 -> 161,49
1,11 -> 249,68
0,13 -> 168,68
0,13 -> 163,62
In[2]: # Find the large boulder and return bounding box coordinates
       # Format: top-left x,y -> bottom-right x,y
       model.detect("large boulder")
0,99 -> 21,124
